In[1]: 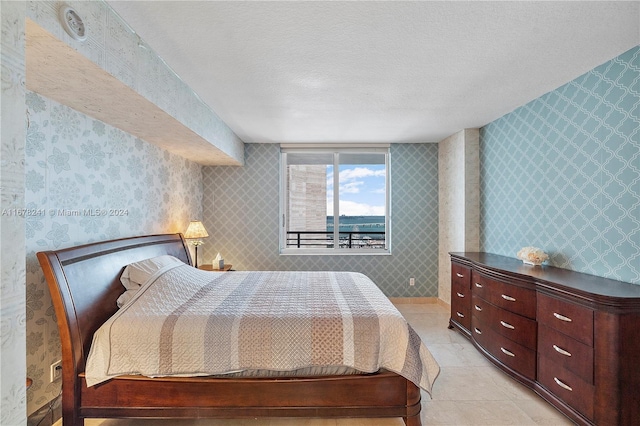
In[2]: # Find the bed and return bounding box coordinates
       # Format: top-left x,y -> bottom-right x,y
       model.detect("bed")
38,233 -> 438,426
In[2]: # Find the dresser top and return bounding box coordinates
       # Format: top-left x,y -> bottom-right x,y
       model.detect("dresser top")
450,252 -> 640,301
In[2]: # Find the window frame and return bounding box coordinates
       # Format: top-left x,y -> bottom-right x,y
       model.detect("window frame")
279,144 -> 391,255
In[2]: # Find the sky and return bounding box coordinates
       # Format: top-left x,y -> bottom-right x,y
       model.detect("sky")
326,164 -> 386,216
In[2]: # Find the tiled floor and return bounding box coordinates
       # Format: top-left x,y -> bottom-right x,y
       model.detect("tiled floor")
56,303 -> 573,426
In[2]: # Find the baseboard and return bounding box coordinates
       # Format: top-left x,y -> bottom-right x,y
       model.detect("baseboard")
27,396 -> 61,426
436,298 -> 451,310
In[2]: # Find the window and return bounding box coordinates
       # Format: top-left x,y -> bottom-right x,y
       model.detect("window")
280,145 -> 390,254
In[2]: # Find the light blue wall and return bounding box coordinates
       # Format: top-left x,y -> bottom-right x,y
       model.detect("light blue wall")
24,92 -> 203,413
202,143 -> 439,297
480,46 -> 639,284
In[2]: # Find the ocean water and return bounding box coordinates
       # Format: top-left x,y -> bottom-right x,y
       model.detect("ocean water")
326,216 -> 385,239
287,216 -> 385,248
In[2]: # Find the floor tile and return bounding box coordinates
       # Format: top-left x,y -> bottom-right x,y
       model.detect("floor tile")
430,366 -> 514,401
395,303 -> 446,315
426,342 -> 493,368
514,399 -> 576,425
422,399 -> 537,425
336,419 -> 403,426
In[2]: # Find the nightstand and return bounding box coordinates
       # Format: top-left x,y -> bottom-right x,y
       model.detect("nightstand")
198,264 -> 233,272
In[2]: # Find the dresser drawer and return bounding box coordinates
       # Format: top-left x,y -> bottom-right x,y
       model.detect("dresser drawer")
472,317 -> 536,380
472,272 -> 536,319
452,275 -> 470,299
472,295 -> 537,350
537,293 -> 593,346
538,355 -> 595,420
451,279 -> 471,330
451,306 -> 471,330
451,263 -> 471,288
538,324 -> 593,384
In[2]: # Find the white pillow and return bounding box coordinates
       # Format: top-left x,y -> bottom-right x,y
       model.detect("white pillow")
117,255 -> 184,307
116,290 -> 138,308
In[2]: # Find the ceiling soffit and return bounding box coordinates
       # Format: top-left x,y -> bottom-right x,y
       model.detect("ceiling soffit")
26,19 -> 242,166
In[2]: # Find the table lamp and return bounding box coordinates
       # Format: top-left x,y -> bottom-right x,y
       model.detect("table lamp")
184,220 -> 209,267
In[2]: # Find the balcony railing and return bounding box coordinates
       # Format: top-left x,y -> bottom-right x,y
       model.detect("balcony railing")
286,231 -> 385,249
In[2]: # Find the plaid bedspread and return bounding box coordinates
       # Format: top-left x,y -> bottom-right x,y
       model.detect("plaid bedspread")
85,265 -> 439,393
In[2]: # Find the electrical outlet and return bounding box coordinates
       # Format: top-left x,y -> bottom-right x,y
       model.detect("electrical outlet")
50,360 -> 62,383
409,277 -> 415,286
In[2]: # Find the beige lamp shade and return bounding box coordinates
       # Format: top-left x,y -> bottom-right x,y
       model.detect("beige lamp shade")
184,220 -> 209,239
184,220 -> 208,268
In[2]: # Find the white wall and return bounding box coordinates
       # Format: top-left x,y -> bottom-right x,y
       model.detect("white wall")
438,129 -> 479,305
0,1 -> 27,425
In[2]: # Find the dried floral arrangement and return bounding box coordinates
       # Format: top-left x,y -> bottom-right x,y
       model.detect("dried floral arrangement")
517,247 -> 549,266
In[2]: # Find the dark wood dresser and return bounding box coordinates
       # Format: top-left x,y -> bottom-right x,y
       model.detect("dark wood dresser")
449,252 -> 640,426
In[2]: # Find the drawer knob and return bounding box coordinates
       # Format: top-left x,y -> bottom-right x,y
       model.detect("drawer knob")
554,377 -> 573,392
475,282 -> 483,288
456,292 -> 465,298
501,294 -> 516,302
553,312 -> 572,322
500,320 -> 515,330
474,305 -> 482,311
500,347 -> 515,357
456,312 -> 465,318
474,327 -> 482,335
456,273 -> 464,278
553,344 -> 572,357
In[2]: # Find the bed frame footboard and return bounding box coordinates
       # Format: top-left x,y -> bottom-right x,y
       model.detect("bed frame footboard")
72,371 -> 421,425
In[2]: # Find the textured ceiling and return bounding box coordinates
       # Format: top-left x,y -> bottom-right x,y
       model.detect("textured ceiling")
107,1 -> 639,144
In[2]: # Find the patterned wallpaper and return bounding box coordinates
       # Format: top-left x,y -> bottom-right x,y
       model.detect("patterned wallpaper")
202,143 -> 439,298
1,2 -> 27,425
24,92 -> 203,415
480,46 -> 640,284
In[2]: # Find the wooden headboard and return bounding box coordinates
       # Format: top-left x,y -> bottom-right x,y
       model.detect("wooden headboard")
37,234 -> 192,376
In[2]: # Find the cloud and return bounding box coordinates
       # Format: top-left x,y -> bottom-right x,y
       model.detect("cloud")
327,167 -> 386,187
340,181 -> 364,194
323,166 -> 386,214
327,199 -> 385,216
340,167 -> 386,181
327,167 -> 385,193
